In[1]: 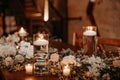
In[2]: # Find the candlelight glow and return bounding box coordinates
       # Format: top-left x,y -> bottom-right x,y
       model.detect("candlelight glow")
18,27 -> 27,37
44,0 -> 49,21
19,27 -> 25,33
39,34 -> 44,39
63,65 -> 70,76
88,26 -> 93,31
25,64 -> 33,74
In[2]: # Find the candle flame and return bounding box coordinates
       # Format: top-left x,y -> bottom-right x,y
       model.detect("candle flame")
39,34 -> 44,39
19,27 -> 26,33
88,26 -> 93,31
20,27 -> 24,32
64,64 -> 69,69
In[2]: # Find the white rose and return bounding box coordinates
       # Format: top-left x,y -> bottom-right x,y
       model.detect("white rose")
15,55 -> 24,63
61,55 -> 76,65
4,57 -> 14,66
50,53 -> 59,62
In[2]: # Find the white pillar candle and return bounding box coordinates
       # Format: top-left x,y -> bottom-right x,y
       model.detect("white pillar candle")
33,38 -> 49,46
44,0 -> 49,21
18,27 -> 27,37
25,64 -> 33,74
63,65 -> 70,76
83,26 -> 96,36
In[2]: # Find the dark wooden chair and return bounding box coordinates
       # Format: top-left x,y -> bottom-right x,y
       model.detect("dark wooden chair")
97,37 -> 120,57
72,32 -> 83,48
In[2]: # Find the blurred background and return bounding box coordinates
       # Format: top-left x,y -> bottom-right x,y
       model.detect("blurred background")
0,0 -> 120,44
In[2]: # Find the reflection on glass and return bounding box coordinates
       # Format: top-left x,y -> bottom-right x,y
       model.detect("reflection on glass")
82,26 -> 97,55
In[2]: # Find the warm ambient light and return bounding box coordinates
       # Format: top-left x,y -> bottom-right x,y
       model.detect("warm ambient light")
33,34 -> 49,46
44,0 -> 49,21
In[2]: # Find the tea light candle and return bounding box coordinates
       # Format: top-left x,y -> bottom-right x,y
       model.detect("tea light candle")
83,26 -> 96,36
25,64 -> 33,74
33,33 -> 49,53
63,65 -> 70,76
18,27 -> 27,37
33,38 -> 49,46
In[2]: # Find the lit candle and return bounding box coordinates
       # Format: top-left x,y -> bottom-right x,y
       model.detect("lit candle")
83,26 -> 96,36
44,0 -> 49,21
25,64 -> 33,74
33,34 -> 49,53
33,34 -> 48,46
33,38 -> 49,46
18,27 -> 27,37
63,65 -> 70,76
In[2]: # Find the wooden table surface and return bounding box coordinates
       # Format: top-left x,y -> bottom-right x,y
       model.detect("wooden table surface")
1,69 -> 59,80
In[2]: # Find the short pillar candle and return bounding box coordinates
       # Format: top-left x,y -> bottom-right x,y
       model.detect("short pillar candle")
25,64 -> 33,74
63,65 -> 70,76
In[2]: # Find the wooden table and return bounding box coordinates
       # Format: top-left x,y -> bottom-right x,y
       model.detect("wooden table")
1,69 -> 58,80
0,41 -> 78,80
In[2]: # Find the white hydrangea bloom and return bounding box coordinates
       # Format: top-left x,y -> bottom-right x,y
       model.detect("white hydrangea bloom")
85,55 -> 106,77
61,55 -> 77,65
88,66 -> 100,77
19,41 -> 30,47
50,53 -> 59,62
4,44 -> 16,56
6,33 -> 20,43
18,46 -> 28,55
11,32 -> 20,43
0,37 -> 6,44
26,45 -> 34,59
18,41 -> 31,56
0,44 -> 6,57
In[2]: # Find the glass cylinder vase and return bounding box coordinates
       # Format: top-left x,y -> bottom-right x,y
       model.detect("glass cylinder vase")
33,33 -> 49,76
82,26 -> 97,56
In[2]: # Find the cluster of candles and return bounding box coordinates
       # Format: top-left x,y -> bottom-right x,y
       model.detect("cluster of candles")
18,27 -> 71,76
25,63 -> 71,76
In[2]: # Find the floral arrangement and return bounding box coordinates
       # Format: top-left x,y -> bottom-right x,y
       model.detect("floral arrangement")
0,32 -> 120,80
0,32 -> 34,71
48,48 -> 120,80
